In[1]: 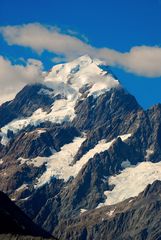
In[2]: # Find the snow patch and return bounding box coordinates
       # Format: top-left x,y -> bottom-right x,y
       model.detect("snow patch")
106,208 -> 115,217
25,129 -> 47,136
35,129 -> 47,135
0,131 -> 10,146
35,136 -> 86,187
80,209 -> 87,214
34,133 -> 131,188
99,161 -> 161,207
11,198 -> 16,201
20,196 -> 30,201
15,184 -> 28,192
119,134 -> 131,141
20,156 -> 48,168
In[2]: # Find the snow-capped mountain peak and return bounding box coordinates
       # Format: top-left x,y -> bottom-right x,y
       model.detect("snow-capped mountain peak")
45,54 -> 120,98
0,55 -> 121,146
1,53 -> 161,240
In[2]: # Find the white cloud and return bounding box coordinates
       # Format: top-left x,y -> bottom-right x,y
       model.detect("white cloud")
0,23 -> 93,59
0,56 -> 43,104
1,23 -> 161,77
109,46 -> 161,77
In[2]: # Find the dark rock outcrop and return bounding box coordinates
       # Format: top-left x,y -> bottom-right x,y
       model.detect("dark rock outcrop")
0,191 -> 54,239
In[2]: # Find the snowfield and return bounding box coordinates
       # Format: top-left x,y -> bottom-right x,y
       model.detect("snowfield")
98,161 -> 161,207
19,133 -> 131,188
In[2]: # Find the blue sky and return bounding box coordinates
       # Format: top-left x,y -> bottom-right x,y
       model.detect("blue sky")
0,0 -> 161,108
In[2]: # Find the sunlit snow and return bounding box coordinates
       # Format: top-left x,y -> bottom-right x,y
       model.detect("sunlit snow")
45,55 -> 120,97
15,184 -> 28,192
80,209 -> 87,214
35,136 -> 86,187
106,208 -> 116,217
32,134 -> 131,188
98,161 -> 161,207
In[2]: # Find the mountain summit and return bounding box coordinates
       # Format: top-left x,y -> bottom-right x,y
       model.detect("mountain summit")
45,55 -> 120,97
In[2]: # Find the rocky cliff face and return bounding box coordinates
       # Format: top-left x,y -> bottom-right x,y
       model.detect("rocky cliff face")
0,191 -> 55,239
55,180 -> 161,240
0,55 -> 161,239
